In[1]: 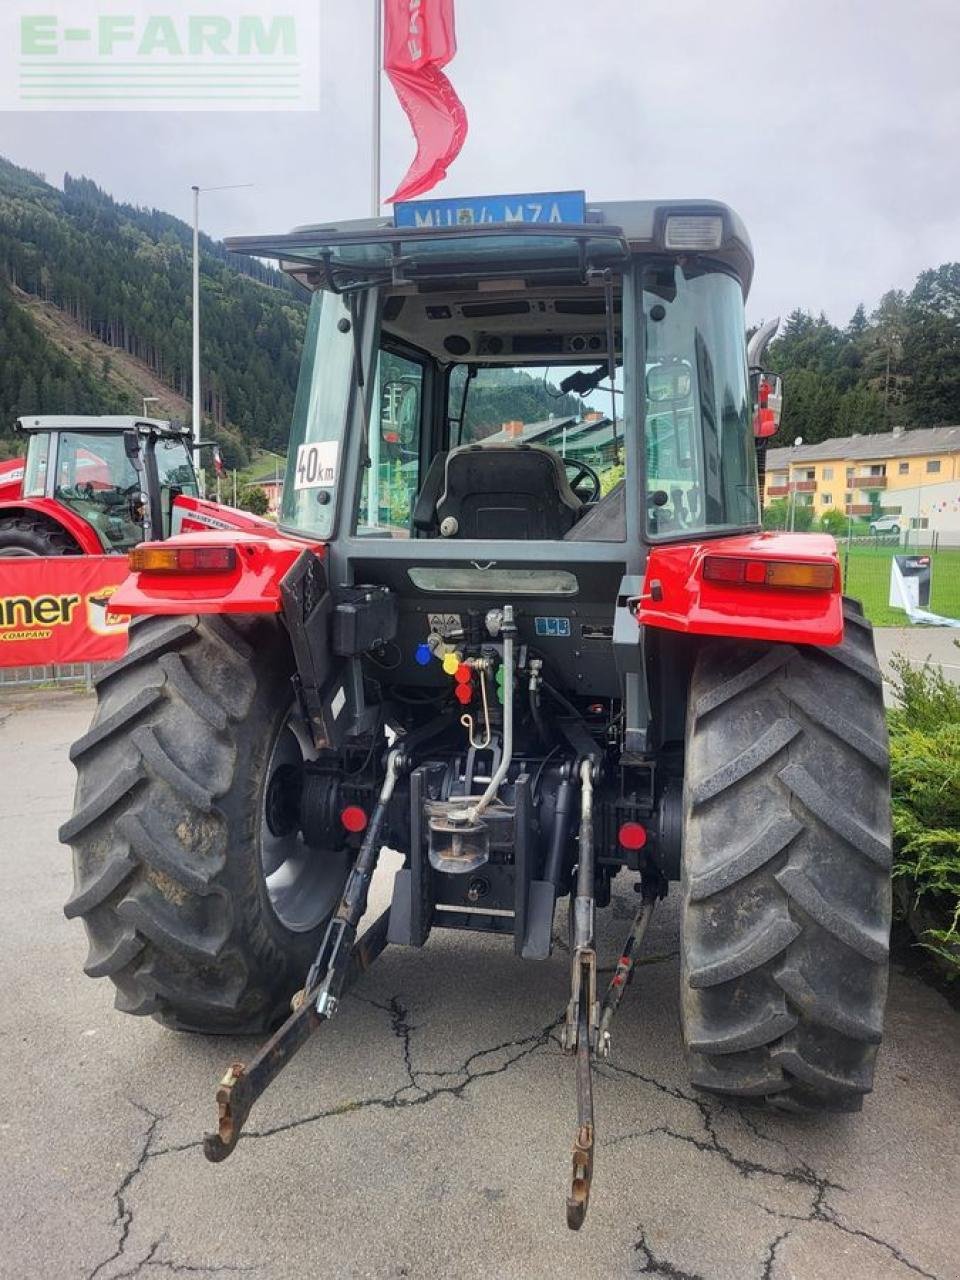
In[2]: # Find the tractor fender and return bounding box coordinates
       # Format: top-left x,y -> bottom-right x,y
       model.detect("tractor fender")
171,494 -> 280,537
0,498 -> 104,555
632,531 -> 843,646
108,530 -> 315,616
0,458 -> 25,501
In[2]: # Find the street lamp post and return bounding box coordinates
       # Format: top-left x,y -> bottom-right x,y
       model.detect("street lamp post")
142,395 -> 160,419
191,182 -> 254,496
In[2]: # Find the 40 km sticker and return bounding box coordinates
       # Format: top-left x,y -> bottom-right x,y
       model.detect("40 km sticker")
294,441 -> 339,490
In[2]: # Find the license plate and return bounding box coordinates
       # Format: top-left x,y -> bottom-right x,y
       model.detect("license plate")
394,190 -> 587,229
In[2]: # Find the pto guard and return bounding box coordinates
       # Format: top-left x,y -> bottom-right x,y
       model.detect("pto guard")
109,531 -> 313,616
632,532 -> 843,646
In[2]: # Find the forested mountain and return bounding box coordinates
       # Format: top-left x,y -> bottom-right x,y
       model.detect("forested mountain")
0,156 -> 308,462
2,149 -> 960,460
764,264 -> 960,445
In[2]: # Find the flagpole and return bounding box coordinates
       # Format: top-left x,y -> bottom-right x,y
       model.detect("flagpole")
372,0 -> 382,215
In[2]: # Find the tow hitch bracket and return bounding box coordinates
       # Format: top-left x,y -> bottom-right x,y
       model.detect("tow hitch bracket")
562,758 -> 658,1229
203,748 -> 404,1164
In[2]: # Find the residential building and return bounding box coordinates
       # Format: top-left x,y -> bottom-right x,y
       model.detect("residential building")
764,425 -> 960,538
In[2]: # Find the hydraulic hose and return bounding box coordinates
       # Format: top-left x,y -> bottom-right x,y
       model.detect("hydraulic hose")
466,605 -> 515,822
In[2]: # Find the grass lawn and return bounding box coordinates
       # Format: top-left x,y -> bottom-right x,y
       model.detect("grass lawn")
841,544 -> 960,626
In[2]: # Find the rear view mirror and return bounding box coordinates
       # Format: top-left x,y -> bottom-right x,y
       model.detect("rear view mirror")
381,380 -> 420,448
751,370 -> 783,439
646,363 -> 692,404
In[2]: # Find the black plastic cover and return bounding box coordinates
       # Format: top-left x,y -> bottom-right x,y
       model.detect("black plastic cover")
332,584 -> 399,656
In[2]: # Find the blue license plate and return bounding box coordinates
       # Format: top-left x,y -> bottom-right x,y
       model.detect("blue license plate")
394,190 -> 586,229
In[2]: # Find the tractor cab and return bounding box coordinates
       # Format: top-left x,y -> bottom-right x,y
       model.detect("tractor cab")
231,195 -> 764,566
2,416 -> 199,556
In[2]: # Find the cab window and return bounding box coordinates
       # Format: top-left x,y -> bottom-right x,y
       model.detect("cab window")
54,431 -> 143,551
355,348 -> 424,538
153,438 -> 198,537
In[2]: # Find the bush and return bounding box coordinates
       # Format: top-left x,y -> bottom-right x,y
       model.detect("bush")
819,507 -> 848,536
887,652 -> 960,977
239,485 -> 270,517
762,499 -> 789,530
764,499 -> 815,532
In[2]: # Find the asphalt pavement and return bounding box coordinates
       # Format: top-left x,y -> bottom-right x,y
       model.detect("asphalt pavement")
1,670 -> 958,1280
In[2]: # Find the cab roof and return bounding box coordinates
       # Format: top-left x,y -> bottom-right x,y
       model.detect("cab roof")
226,198 -> 754,297
15,416 -> 187,436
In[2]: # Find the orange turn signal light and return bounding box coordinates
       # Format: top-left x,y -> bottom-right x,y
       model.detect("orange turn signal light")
703,556 -> 835,591
130,545 -> 238,574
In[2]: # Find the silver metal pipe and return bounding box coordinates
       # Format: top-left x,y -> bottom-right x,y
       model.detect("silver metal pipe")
466,606 -> 515,821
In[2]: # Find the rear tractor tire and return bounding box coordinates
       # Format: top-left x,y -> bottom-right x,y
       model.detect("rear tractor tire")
60,614 -> 352,1033
0,514 -> 81,556
681,598 -> 891,1112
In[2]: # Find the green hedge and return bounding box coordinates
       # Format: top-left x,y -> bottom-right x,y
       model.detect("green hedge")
888,652 -> 960,977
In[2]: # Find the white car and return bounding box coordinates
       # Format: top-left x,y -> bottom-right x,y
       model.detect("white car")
869,515 -> 901,535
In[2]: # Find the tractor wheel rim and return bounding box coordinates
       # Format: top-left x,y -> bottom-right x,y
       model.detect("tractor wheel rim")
259,708 -> 348,933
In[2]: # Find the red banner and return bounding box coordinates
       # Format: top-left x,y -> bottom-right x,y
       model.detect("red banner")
385,0 -> 468,203
0,556 -> 131,667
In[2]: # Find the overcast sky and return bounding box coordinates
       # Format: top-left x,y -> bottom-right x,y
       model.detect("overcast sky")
1,0 -> 957,328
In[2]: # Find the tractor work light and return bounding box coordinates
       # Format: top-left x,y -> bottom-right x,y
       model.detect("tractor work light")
663,214 -> 724,251
130,545 -> 238,574
702,556 -> 835,591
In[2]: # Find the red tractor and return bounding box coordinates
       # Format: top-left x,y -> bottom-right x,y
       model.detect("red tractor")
60,194 -> 890,1229
0,415 -> 274,557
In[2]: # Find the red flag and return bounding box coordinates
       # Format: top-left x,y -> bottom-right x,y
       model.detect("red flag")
213,445 -> 225,477
384,0 -> 468,204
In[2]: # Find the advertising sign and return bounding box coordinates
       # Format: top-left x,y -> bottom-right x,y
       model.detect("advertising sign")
0,556 -> 130,666
889,555 -> 932,611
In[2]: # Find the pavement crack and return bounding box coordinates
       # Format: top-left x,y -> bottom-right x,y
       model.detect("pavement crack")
757,1187 -> 941,1280
106,1240 -> 161,1280
85,1102 -> 164,1280
601,1062 -> 837,1196
636,1122 -> 843,1195
633,1225 -> 705,1279
387,995 -> 418,1091
759,1229 -> 790,1280
150,1010 -> 563,1158
108,1239 -> 256,1279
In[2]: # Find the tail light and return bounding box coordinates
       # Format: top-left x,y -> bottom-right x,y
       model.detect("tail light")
130,545 -> 237,574
703,556 -> 834,591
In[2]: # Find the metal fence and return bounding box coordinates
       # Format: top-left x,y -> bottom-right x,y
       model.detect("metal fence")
0,663 -> 95,691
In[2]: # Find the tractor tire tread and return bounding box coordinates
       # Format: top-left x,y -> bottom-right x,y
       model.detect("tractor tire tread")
681,597 -> 891,1112
0,514 -> 82,556
62,613 -> 329,1033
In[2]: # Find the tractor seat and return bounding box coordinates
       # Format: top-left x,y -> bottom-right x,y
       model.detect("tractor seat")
433,443 -> 583,540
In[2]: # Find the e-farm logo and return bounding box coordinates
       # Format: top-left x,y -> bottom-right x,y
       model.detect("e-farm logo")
2,2 -> 320,111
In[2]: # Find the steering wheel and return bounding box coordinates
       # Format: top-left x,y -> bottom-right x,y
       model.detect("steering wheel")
564,458 -> 602,504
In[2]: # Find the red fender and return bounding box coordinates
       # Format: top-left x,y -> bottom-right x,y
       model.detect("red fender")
171,494 -> 280,537
109,531 -> 319,616
0,497 -> 107,555
632,532 -> 843,647
0,457 -> 25,501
